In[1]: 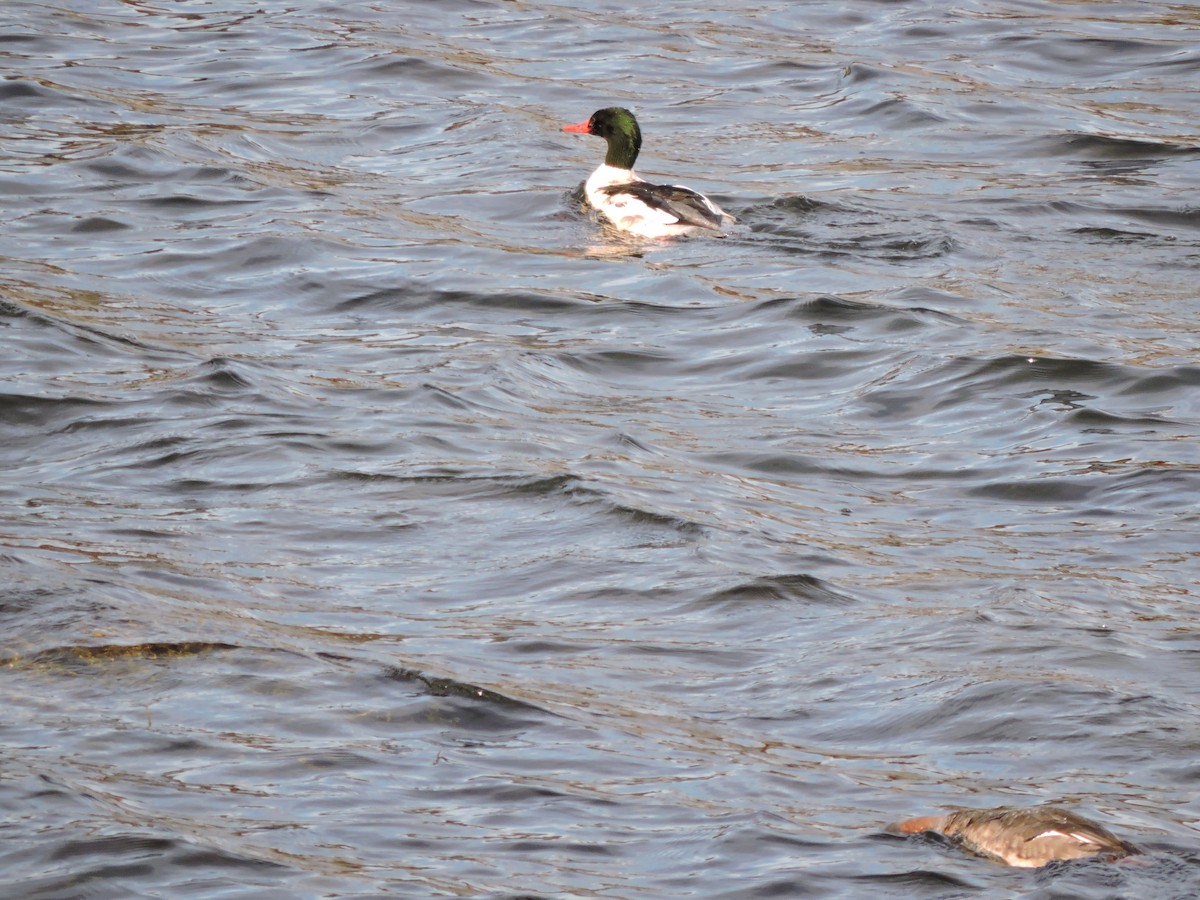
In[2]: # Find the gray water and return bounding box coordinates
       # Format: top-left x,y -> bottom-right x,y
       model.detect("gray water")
3,1 -> 1199,897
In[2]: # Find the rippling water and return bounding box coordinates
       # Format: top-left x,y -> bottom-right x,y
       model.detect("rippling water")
3,0 -> 1199,896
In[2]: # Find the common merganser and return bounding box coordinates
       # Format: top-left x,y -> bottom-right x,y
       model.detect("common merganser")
890,805 -> 1139,868
561,107 -> 734,239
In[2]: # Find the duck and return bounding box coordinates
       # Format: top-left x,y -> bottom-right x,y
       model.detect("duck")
561,107 -> 734,239
889,805 -> 1140,868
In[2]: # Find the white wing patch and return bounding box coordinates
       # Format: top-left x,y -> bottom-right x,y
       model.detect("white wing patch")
1030,830 -> 1096,844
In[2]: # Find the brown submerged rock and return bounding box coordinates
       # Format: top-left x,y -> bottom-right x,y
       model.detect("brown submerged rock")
890,805 -> 1139,868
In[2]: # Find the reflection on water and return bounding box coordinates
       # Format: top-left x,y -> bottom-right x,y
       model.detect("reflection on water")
2,0 -> 1199,896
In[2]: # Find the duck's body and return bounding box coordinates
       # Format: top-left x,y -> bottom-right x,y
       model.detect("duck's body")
892,806 -> 1139,868
562,107 -> 733,239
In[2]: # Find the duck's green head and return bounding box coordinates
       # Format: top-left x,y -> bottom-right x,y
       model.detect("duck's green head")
562,107 -> 642,170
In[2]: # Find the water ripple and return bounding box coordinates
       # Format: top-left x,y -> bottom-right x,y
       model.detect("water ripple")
3,0 -> 1200,896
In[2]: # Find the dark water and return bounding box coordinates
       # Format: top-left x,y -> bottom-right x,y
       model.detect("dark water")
3,0 -> 1199,896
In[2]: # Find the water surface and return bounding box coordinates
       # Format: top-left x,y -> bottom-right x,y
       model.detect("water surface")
3,1 -> 1199,896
